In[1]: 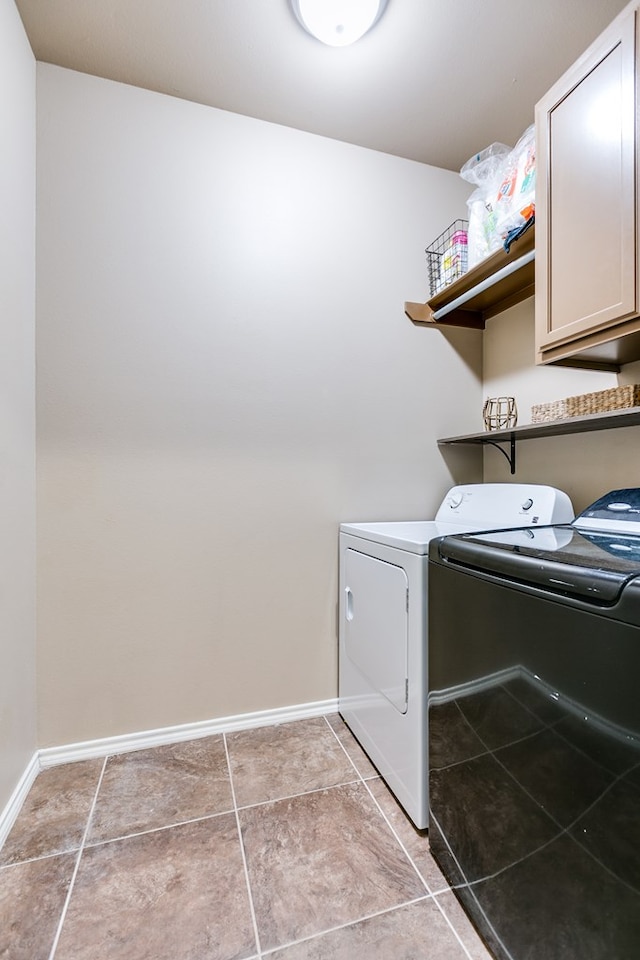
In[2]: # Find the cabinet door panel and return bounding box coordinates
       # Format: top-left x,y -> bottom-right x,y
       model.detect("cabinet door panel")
536,7 -> 637,357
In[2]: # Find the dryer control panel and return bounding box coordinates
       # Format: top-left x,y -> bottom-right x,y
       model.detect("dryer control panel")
435,483 -> 574,527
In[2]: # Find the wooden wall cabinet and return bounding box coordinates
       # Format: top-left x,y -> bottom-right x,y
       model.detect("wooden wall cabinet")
535,2 -> 640,371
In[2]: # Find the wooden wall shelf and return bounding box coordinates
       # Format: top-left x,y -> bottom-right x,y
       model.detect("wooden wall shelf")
438,405 -> 640,473
405,226 -> 535,330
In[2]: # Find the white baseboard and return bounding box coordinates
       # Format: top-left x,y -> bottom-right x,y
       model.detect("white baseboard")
0,752 -> 40,851
38,697 -> 339,768
0,698 -> 338,851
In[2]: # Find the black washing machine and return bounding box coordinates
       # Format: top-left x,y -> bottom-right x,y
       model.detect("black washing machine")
428,488 -> 640,960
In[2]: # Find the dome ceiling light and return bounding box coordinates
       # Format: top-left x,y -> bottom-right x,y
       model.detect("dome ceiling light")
290,0 -> 390,47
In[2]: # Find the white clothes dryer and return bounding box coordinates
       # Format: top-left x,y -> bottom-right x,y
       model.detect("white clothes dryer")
338,483 -> 574,829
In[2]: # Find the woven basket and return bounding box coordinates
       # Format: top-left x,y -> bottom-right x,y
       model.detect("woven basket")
531,399 -> 569,423
565,384 -> 640,417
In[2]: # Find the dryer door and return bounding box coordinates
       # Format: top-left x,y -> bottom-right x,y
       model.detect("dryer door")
344,549 -> 409,714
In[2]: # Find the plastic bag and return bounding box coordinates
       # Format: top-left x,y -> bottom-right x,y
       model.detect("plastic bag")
494,124 -> 536,238
460,143 -> 511,267
466,188 -> 502,267
460,142 -> 511,186
461,130 -> 536,266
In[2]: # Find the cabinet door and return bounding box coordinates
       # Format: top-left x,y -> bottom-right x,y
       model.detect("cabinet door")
535,5 -> 638,364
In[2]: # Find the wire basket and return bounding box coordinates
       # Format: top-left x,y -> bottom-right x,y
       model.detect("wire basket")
426,219 -> 469,297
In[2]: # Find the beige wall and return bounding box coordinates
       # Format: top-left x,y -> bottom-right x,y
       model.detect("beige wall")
483,298 -> 640,512
31,62 -> 640,756
21,45 -> 640,760
0,0 -> 36,810
36,65 -> 482,746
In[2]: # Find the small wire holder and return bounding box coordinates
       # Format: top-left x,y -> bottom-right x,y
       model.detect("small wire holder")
425,219 -> 469,297
483,396 -> 518,431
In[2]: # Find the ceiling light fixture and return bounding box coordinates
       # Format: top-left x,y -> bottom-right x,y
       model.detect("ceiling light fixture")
290,0 -> 389,47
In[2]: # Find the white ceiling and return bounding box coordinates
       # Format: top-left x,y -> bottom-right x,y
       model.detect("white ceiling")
14,0 -> 629,171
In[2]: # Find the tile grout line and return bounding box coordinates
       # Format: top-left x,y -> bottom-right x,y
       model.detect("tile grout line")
47,755 -> 108,960
435,695 -> 549,775
445,701 -> 640,893
78,775 -> 367,853
430,700 -> 551,960
31,716 -> 489,960
235,776 -> 364,813
323,715 -> 476,960
439,699 -> 599,870
429,810 -> 517,960
0,846 -> 85,870
259,895 -> 430,958
323,716 -> 435,892
223,731 -> 263,959
321,714 -> 373,785
428,891 -> 480,960
356,778 -> 476,960
83,807 -> 235,849
15,713 -> 486,960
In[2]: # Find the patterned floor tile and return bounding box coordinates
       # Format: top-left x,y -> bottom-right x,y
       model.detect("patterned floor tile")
365,776 -> 449,892
56,815 -> 256,960
0,853 -> 76,960
435,891 -> 495,960
266,899 -> 471,959
239,781 -> 425,951
227,717 -> 357,808
87,736 -> 233,843
0,760 -> 103,864
325,714 -> 379,779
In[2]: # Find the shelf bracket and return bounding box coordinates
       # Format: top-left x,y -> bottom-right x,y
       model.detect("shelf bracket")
484,436 -> 516,474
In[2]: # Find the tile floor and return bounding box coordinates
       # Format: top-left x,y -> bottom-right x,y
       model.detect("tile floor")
0,713 -> 492,960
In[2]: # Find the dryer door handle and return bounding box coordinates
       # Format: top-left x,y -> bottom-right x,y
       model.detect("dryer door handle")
345,586 -> 354,621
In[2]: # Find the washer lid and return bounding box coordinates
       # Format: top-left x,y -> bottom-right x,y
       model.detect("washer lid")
575,488 -> 640,534
437,524 -> 640,603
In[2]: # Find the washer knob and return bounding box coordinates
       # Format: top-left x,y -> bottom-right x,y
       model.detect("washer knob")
521,498 -> 534,511
447,493 -> 464,509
